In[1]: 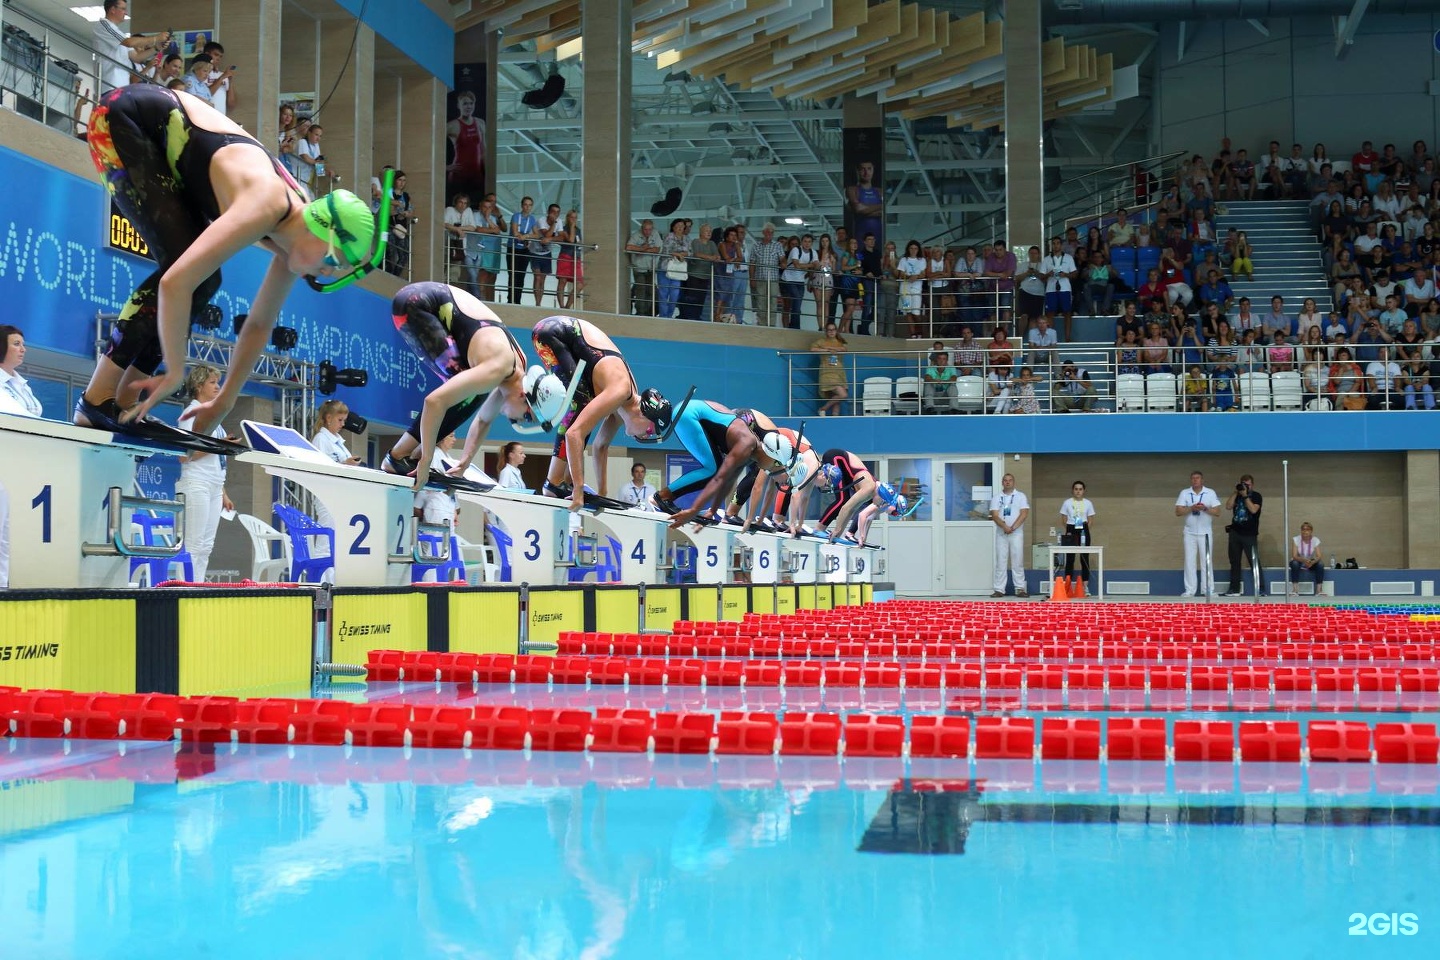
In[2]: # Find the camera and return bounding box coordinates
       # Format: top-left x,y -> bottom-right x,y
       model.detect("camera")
1236,483 -> 1247,492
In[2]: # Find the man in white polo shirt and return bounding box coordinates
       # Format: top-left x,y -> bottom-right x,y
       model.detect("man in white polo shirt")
92,0 -> 169,94
1174,470 -> 1221,598
990,473 -> 1030,598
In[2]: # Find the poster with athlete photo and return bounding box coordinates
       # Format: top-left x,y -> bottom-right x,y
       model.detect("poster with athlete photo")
445,63 -> 488,204
842,127 -> 885,251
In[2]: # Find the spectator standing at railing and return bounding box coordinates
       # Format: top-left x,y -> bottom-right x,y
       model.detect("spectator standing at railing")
809,233 -> 837,329
878,240 -> 902,335
955,246 -> 986,327
183,57 -> 215,106
92,2 -> 169,94
717,226 -> 747,322
732,224 -> 753,324
658,219 -> 690,319
856,232 -> 882,334
385,172 -> 414,278
293,122 -> 323,192
1042,237 -> 1077,339
508,197 -> 539,306
837,238 -> 864,335
751,224 -> 785,329
473,194 -> 503,301
625,219 -> 660,316
529,203 -> 561,308
811,324 -> 848,416
202,42 -> 237,116
983,239 -> 1017,327
682,221 -> 715,322
924,245 -> 949,334
897,240 -> 927,339
781,235 -> 816,330
1014,246 -> 1045,333
443,192 -> 479,295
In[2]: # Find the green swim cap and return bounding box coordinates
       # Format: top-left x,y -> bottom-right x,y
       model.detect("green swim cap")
301,189 -> 375,266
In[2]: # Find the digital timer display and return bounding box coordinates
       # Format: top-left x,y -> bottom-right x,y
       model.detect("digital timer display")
106,198 -> 152,260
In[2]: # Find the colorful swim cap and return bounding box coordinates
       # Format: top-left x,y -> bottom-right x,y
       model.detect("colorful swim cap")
820,463 -> 842,488
302,189 -> 375,266
890,494 -> 908,516
877,482 -> 899,505
640,387 -> 673,431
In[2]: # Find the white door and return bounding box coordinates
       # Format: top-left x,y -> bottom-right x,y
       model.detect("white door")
874,456 -> 1001,597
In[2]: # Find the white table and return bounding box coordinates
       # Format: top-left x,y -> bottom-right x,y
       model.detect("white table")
1046,544 -> 1104,598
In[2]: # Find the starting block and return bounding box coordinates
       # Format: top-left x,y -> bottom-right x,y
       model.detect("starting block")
780,534 -> 821,584
0,412 -> 187,588
240,422 -> 414,587
667,518 -> 737,584
575,503 -> 674,584
734,530 -> 784,584
818,541 -> 850,584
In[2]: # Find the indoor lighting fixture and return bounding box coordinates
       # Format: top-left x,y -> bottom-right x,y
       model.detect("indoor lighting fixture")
69,6 -> 107,22
784,217 -> 804,225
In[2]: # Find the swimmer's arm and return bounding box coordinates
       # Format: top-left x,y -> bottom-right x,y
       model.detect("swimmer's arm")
669,437 -> 754,527
563,379 -> 630,494
414,360 -> 508,489
741,474 -> 774,532
856,504 -> 880,545
454,388 -> 506,471
589,413 -> 625,498
787,482 -> 814,535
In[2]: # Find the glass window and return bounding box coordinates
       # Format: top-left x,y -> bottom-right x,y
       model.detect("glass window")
944,461 -> 994,522
884,458 -> 932,522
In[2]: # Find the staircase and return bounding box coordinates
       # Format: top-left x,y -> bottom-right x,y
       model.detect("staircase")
1213,199 -> 1333,315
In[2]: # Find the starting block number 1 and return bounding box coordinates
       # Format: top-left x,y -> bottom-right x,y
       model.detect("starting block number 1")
31,485 -> 52,542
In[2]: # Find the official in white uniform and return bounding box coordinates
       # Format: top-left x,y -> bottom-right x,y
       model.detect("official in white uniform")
1175,470 -> 1222,597
0,325 -> 43,589
311,399 -> 362,547
414,434 -> 460,527
989,473 -> 1030,597
497,441 -> 528,491
174,365 -> 232,582
620,462 -> 658,511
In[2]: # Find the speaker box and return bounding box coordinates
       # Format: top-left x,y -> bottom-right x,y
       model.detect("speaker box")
521,74 -> 566,110
650,187 -> 683,218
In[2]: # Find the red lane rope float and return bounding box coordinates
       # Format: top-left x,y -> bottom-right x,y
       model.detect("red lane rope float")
4,687 -> 1438,763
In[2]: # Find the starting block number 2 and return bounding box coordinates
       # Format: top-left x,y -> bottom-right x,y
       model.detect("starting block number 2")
348,514 -> 407,555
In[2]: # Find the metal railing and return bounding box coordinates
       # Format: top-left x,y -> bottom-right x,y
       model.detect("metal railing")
442,230 -> 597,309
779,341 -> 1430,416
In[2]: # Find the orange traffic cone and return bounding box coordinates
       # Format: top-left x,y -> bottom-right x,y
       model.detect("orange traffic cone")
1071,576 -> 1086,599
1049,576 -> 1070,601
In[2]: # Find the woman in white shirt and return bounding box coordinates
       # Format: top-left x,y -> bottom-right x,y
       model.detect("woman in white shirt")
1289,522 -> 1324,593
897,240 -> 928,339
295,123 -> 323,190
175,365 -> 232,582
497,441 -> 527,491
0,325 -> 42,589
1059,480 -> 1096,592
1373,181 -> 1403,222
311,399 -> 360,537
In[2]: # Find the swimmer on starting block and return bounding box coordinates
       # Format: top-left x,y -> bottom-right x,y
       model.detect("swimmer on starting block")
530,316 -> 660,512
789,448 -> 880,544
383,281 -> 551,492
78,84 -> 376,434
853,482 -> 911,547
732,427 -> 822,536
647,400 -> 798,529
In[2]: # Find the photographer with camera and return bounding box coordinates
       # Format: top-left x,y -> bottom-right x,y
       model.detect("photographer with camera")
1222,473 -> 1264,596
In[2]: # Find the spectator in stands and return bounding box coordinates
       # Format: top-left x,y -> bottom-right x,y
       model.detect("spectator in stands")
1331,249 -> 1362,300
527,202 -> 560,308
1353,140 -> 1381,191
625,219 -> 660,316
443,192 -> 478,294
1079,250 -> 1114,316
1008,366 -> 1041,415
1211,147 -> 1234,200
1289,523 -> 1325,594
1116,328 -> 1142,375
733,225 -> 753,325
1378,143 -> 1405,182
1329,353 -> 1368,410
1141,322 -> 1171,374
1353,199 -> 1381,233
471,194 -> 503,301
1301,345 -> 1330,406
1083,225 -> 1109,262
984,238 -> 1017,326
1027,314 -> 1059,368
1393,240 -> 1420,277
1134,221 -> 1156,249
681,221 -> 715,322
505,198 -> 537,305
751,224 -> 784,329
1115,300 -> 1142,344
923,350 -> 957,413
1403,266 -> 1437,317
1137,268 -> 1165,308
723,226 -> 751,323
1107,208 -> 1135,248
1355,221 -> 1384,260
782,235 -> 817,331
1237,329 -> 1266,372
987,325 -> 1014,371
1207,321 -> 1238,370
1419,299 -> 1440,337
1230,149 -> 1258,200
1258,141 -> 1286,197
1188,181 -> 1216,223
1230,231 -> 1254,281
384,171 -> 413,277
1361,246 -> 1392,287
1400,342 -> 1434,410
1367,345 -> 1404,409
1211,360 -> 1238,410
954,326 -> 984,376
183,56 -> 215,106
1293,298 -> 1323,340
1042,237 -> 1077,338
1325,312 -> 1350,343
1232,297 -> 1259,338
1158,249 -> 1193,310
1419,221 -> 1440,261
1379,294 -> 1408,334
956,246 -> 987,329
1178,317 -> 1208,371
812,323 -> 848,416
656,219 -> 689,319
1183,364 -> 1210,411
1014,246 -> 1045,331
1164,303 -> 1188,343
1311,180 -> 1345,237
159,54 -> 183,84
1374,181 -> 1403,221
1054,361 -> 1095,413
1284,143 -> 1310,198
1262,296 -> 1290,340
202,42 -> 237,116
554,209 -> 583,310
1269,332 -> 1296,373
879,240 -> 901,335
837,238 -> 864,334
92,2 -> 169,93
1196,268 -> 1234,315
986,362 -> 1012,414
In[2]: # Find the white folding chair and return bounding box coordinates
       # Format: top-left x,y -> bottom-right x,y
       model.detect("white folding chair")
1305,397 -> 1333,411
893,376 -> 921,414
953,376 -> 985,414
861,377 -> 894,415
237,513 -> 293,582
1114,373 -> 1147,411
1145,372 -> 1178,412
1240,371 -> 1272,411
1271,371 -> 1303,410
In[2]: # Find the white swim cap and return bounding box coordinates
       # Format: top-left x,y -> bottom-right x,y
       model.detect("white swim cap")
522,364 -> 569,428
761,431 -> 794,468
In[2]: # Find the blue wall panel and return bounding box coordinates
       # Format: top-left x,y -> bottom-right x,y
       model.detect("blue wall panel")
331,0 -> 454,84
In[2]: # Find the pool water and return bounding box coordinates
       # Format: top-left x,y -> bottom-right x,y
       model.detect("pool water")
1,732 -> 1436,960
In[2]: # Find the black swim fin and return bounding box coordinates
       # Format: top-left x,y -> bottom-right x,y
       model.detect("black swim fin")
77,398 -> 248,456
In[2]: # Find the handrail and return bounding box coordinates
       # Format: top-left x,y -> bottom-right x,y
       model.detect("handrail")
922,150 -> 1190,250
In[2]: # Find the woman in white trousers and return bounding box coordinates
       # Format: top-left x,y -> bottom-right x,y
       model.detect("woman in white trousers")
175,365 -> 232,582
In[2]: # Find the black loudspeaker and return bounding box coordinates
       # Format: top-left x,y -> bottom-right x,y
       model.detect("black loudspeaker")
521,74 -> 566,109
650,187 -> 683,218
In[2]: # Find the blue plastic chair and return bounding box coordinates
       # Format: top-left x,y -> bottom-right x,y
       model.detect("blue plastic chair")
489,525 -> 513,581
128,509 -> 194,586
566,534 -> 622,583
272,502 -> 335,583
412,531 -> 466,583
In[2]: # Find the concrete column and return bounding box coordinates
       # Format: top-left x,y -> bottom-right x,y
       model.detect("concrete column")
396,69 -> 446,283
1003,0 -> 1045,251
278,8 -> 320,103
1404,450 -> 1440,568
216,0 -> 282,143
581,0 -> 632,314
317,20 -> 375,200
